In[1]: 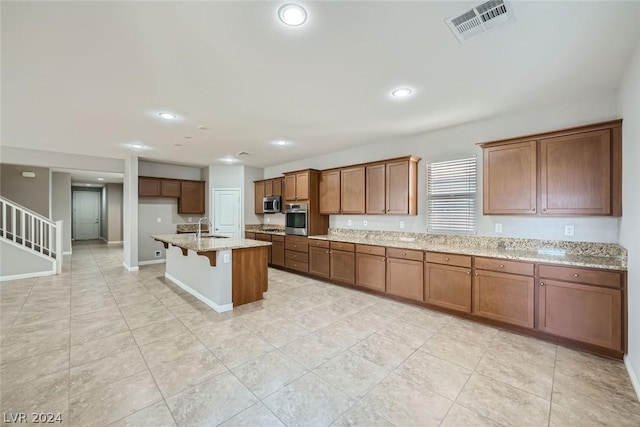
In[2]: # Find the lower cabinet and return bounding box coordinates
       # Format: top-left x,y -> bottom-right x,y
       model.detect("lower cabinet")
356,253 -> 386,292
309,246 -> 330,279
425,263 -> 472,313
255,233 -> 272,264
473,270 -> 535,328
285,236 -> 309,273
271,237 -> 285,267
386,257 -> 424,301
330,249 -> 355,285
538,279 -> 622,351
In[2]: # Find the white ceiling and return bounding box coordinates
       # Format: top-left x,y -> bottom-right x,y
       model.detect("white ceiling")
2,1 -> 639,168
53,169 -> 124,186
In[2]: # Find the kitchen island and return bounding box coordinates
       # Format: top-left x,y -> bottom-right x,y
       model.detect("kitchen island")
152,234 -> 271,312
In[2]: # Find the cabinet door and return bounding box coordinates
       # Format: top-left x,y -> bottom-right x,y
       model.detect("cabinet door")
254,182 -> 265,214
296,172 -> 310,200
178,181 -> 205,214
271,241 -> 285,267
386,258 -> 423,301
538,279 -> 621,350
540,130 -> 611,215
255,233 -> 272,264
319,170 -> 341,214
425,264 -> 472,313
284,175 -> 297,201
483,141 -> 537,215
330,249 -> 355,284
341,166 -> 365,214
309,246 -> 330,279
386,160 -> 409,214
273,178 -> 283,197
473,270 -> 534,328
161,180 -> 181,197
356,253 -> 386,292
265,180 -> 274,197
138,178 -> 161,197
366,164 -> 386,214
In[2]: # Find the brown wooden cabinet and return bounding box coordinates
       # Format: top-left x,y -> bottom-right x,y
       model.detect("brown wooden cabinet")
340,166 -> 365,214
386,158 -> 419,215
425,253 -> 472,313
254,233 -> 272,264
179,181 -> 205,214
284,171 -> 311,202
309,245 -> 330,278
161,180 -> 181,197
319,170 -> 341,214
386,248 -> 424,301
366,163 -> 386,214
254,181 -> 265,214
139,177 -> 161,197
482,141 -> 537,215
271,237 -> 285,267
473,269 -> 535,328
330,242 -> 355,285
356,251 -> 386,292
480,120 -> 622,217
245,232 -> 256,240
284,235 -> 309,273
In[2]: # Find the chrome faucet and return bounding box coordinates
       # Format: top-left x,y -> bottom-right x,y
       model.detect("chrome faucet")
197,217 -> 211,239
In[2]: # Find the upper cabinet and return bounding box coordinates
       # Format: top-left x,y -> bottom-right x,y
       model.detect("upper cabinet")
254,178 -> 284,214
254,181 -> 265,214
138,176 -> 206,215
139,177 -> 161,197
317,156 -> 420,216
284,171 -> 311,202
480,120 -> 622,216
178,181 -> 205,214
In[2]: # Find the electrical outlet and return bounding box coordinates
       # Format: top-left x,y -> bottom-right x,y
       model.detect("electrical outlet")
267,217 -> 270,223
223,253 -> 230,263
495,223 -> 502,233
347,219 -> 352,227
154,250 -> 161,258
399,221 -> 405,229
157,217 -> 161,223
188,217 -> 192,223
363,220 -> 368,227
564,225 -> 575,236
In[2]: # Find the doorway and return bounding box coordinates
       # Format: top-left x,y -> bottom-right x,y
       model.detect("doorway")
212,188 -> 241,238
73,191 -> 100,240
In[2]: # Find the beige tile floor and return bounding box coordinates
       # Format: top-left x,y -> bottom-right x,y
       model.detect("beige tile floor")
1,241 -> 639,426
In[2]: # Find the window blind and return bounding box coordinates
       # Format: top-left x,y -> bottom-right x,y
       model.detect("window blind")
427,157 -> 477,234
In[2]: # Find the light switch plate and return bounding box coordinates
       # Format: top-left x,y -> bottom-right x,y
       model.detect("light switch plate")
399,221 -> 405,229
188,217 -> 192,223
494,223 -> 502,233
347,219 -> 352,227
564,225 -> 575,236
223,253 -> 230,263
267,217 -> 270,223
157,217 -> 161,223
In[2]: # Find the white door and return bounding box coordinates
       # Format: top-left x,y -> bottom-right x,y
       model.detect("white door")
74,191 -> 100,240
213,189 -> 241,238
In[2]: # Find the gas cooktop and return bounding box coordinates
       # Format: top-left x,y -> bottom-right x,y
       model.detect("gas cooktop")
260,228 -> 284,232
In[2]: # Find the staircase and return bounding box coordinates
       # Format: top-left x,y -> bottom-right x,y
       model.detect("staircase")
0,196 -> 63,278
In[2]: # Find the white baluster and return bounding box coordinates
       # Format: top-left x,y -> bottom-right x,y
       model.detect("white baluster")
11,206 -> 16,242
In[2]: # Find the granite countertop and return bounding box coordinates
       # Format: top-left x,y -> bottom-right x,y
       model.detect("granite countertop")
176,224 -> 208,233
307,234 -> 626,271
245,225 -> 286,236
249,230 -> 286,236
153,234 -> 271,252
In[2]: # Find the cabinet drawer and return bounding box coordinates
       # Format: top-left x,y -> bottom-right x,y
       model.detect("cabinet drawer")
255,233 -> 272,242
330,241 -> 355,252
285,259 -> 309,273
285,236 -> 308,253
356,244 -> 386,256
245,232 -> 256,240
474,257 -> 534,276
539,265 -> 622,289
271,235 -> 285,243
309,239 -> 330,249
425,252 -> 471,268
285,250 -> 309,263
386,247 -> 423,262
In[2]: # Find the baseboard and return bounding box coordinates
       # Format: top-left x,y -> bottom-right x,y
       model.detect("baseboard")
0,270 -> 55,282
108,241 -> 123,245
63,250 -> 72,255
624,355 -> 640,401
165,272 -> 233,313
138,259 -> 166,266
100,237 -> 108,243
122,262 -> 139,272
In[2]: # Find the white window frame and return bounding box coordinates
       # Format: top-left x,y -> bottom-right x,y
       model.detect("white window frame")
426,156 -> 477,234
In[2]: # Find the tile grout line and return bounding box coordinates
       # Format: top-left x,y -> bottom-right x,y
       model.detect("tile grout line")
548,345 -> 559,426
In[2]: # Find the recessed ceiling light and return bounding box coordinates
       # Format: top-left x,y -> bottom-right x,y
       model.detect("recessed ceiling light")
98,177 -> 104,181
391,88 -> 413,98
158,112 -> 176,120
221,157 -> 238,163
278,3 -> 307,26
273,140 -> 289,146
132,144 -> 144,149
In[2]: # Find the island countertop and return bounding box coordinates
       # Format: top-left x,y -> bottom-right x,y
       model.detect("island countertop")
153,234 -> 271,252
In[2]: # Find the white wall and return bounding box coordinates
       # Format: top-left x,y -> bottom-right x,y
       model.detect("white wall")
0,241 -> 54,279
51,172 -> 72,253
264,94 -> 621,242
1,147 -> 124,173
139,160 -> 202,180
0,164 -> 50,217
106,183 -> 123,242
618,35 -> 640,390
100,186 -> 108,240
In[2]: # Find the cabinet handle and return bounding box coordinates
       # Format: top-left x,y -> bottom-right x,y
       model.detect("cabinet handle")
540,282 -> 545,286
402,252 -> 406,256
574,273 -> 580,277
445,257 -> 450,261
542,208 -> 547,212
499,264 -> 504,268
531,207 -> 536,212
368,249 -> 372,252
466,271 -> 470,275
326,250 -> 329,254
474,272 -> 478,276
293,245 -> 297,248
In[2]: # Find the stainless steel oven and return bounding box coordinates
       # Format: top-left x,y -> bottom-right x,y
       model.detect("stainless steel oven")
285,203 -> 308,236
263,196 -> 281,214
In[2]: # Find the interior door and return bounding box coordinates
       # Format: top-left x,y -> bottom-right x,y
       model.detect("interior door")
74,191 -> 100,240
213,189 -> 241,238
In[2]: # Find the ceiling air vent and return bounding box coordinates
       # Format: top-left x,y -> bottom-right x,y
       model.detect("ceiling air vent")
236,151 -> 253,157
445,0 -> 514,44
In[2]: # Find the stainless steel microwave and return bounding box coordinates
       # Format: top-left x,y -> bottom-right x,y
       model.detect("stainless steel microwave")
263,196 -> 281,213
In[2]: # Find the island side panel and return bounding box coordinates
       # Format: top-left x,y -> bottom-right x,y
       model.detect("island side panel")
232,246 -> 268,306
165,245 -> 233,312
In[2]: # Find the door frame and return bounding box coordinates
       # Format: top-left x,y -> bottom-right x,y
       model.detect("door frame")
211,188 -> 242,238
72,189 -> 102,241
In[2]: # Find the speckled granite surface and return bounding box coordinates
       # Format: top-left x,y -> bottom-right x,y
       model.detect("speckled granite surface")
153,234 -> 271,252
245,224 -> 286,236
307,228 -> 627,271
176,223 -> 209,233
